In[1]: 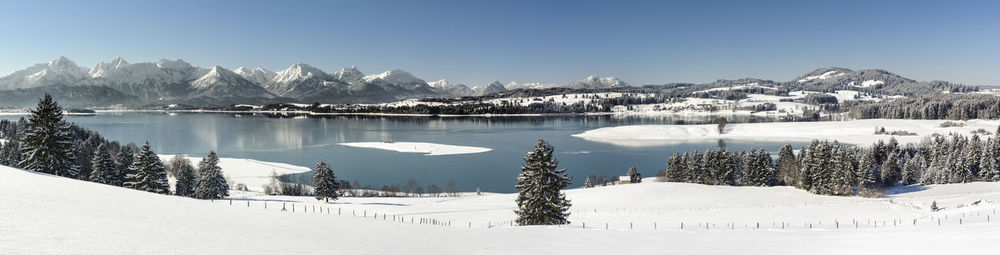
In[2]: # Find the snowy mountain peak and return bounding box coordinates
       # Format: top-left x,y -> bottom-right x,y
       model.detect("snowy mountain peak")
0,56 -> 89,90
363,69 -> 424,84
273,63 -> 329,84
193,66 -> 243,88
234,66 -> 276,84
573,75 -> 627,88
480,80 -> 508,95
156,59 -> 194,70
334,66 -> 363,81
90,56 -> 132,77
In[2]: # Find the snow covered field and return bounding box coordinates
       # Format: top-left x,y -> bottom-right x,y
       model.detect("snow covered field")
3,165 -> 1000,254
573,119 -> 1000,147
340,142 -> 492,156
157,155 -> 311,193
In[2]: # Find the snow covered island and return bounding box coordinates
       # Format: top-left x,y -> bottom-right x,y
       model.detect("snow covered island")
340,142 -> 492,156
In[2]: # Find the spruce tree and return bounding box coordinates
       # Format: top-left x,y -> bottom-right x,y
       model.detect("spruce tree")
173,156 -> 197,197
880,151 -> 901,187
515,139 -> 572,225
626,165 -> 641,183
127,142 -> 169,194
687,151 -> 704,184
980,138 -> 1000,181
113,143 -> 137,187
88,143 -> 116,185
798,142 -> 818,190
776,144 -> 799,186
665,152 -> 684,182
313,160 -> 339,202
18,94 -> 78,177
902,153 -> 925,185
195,151 -> 229,199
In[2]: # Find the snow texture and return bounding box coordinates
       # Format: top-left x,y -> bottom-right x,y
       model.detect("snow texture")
339,142 -> 492,156
573,119 -> 1000,147
2,164 -> 1000,254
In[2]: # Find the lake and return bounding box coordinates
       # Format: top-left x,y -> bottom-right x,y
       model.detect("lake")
2,112 -> 804,192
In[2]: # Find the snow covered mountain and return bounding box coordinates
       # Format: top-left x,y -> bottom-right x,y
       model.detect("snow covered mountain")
501,75 -> 626,91
568,75 -> 628,89
477,80 -> 508,95
428,79 -> 475,97
787,67 -> 962,96
87,58 -> 206,99
262,63 -> 338,98
234,67 -> 277,85
0,56 -> 89,90
187,66 -> 283,105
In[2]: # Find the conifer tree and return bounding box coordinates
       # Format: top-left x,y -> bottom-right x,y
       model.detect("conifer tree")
798,142 -> 818,190
665,152 -> 685,182
127,142 -> 169,194
313,160 -> 339,202
626,165 -> 641,183
687,151 -> 704,183
776,144 -> 799,186
902,153 -> 925,185
19,94 -> 78,177
113,143 -> 137,187
880,151 -> 901,187
980,138 -> 1000,181
88,143 -> 116,185
195,151 -> 229,199
584,176 -> 594,188
515,139 -> 571,225
173,156 -> 197,197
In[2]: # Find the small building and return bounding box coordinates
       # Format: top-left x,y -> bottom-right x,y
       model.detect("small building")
618,176 -> 632,184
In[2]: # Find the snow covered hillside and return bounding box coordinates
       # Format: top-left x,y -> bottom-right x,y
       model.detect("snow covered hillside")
3,164 -> 1000,254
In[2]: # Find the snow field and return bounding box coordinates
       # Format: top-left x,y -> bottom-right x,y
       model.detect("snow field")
3,165 -> 1000,254
573,119 -> 1000,147
157,155 -> 311,193
339,142 -> 493,156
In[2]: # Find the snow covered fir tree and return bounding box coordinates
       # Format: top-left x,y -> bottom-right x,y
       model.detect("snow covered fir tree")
18,94 -> 78,177
88,143 -> 117,185
312,160 -> 339,202
127,141 -> 169,194
626,165 -> 642,183
169,155 -> 197,198
195,151 -> 229,199
515,139 -> 572,225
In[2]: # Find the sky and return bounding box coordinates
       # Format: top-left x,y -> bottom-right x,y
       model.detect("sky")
0,0 -> 998,86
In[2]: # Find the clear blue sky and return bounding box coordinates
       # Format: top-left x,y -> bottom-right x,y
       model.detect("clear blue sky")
1,0 -> 998,85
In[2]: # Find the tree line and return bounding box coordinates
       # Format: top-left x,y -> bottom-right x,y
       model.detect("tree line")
653,131 -> 1000,196
0,95 -> 230,199
849,94 -> 1000,120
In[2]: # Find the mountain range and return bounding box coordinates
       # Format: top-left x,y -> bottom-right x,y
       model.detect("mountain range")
0,57 -> 972,108
0,57 -> 627,107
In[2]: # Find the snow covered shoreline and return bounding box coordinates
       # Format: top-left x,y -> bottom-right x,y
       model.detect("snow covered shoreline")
340,142 -> 492,156
573,119 -> 1000,147
157,155 -> 312,193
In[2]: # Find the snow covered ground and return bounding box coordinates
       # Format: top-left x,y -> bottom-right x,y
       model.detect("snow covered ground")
157,155 -> 312,193
340,142 -> 492,156
3,165 -> 1000,254
573,119 -> 1000,147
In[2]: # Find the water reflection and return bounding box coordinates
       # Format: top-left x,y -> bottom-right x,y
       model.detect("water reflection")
2,113 -> 802,192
